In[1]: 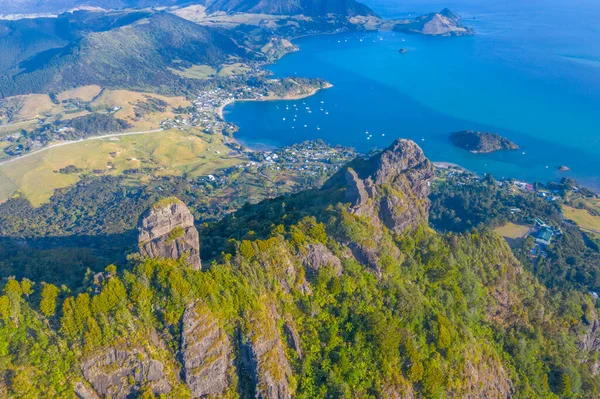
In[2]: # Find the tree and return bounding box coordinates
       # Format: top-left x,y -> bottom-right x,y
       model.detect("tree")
84,317 -> 103,351
40,283 -> 61,317
3,278 -> 23,325
20,278 -> 34,298
60,297 -> 78,341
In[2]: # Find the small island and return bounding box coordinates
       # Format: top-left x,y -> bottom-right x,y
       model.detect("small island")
399,48 -> 408,54
558,165 -> 570,172
450,130 -> 520,154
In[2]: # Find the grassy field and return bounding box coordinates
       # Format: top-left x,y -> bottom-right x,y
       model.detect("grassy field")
562,205 -> 600,234
494,223 -> 531,247
169,64 -> 216,79
0,128 -> 243,206
218,63 -> 252,77
57,85 -> 102,102
570,197 -> 600,215
0,86 -> 192,131
494,223 -> 531,239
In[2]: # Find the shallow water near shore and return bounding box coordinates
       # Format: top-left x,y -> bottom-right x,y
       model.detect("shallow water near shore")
225,0 -> 600,188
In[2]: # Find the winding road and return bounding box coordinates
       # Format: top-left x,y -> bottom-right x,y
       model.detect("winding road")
0,128 -> 164,167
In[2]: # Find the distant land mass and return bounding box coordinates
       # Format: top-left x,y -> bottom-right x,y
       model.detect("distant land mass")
393,8 -> 472,37
450,130 -> 520,154
0,11 -> 252,97
199,0 -> 377,16
0,0 -> 377,16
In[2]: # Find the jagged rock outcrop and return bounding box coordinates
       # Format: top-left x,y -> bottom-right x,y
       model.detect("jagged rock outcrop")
138,197 -> 201,270
300,243 -> 342,277
80,347 -> 171,399
330,139 -> 435,235
73,382 -> 100,399
241,304 -> 294,399
452,344 -> 515,399
579,306 -> 600,375
283,321 -> 302,359
181,301 -> 232,397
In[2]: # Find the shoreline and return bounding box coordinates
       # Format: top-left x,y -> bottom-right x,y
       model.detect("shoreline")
215,83 -> 333,120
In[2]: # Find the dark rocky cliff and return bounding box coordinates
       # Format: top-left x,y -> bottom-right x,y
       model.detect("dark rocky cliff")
328,138 -> 435,234
138,197 -> 202,270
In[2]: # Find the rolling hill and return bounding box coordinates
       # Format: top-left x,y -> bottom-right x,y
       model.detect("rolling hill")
0,12 -> 252,97
200,0 -> 377,17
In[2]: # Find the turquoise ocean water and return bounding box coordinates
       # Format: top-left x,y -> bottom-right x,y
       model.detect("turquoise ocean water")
224,0 -> 600,188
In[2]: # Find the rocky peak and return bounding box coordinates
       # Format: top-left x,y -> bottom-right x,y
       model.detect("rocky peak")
332,139 -> 435,234
138,197 -> 201,270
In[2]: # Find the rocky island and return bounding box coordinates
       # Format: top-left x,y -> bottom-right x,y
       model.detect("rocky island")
450,130 -> 520,154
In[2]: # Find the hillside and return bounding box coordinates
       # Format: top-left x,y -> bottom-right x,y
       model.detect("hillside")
393,8 -> 473,36
200,0 -> 377,17
0,0 -> 376,17
1,139 -> 600,398
0,12 -> 252,97
0,0 -> 189,15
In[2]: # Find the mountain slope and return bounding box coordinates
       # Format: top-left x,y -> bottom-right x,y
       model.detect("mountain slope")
0,10 -> 152,72
0,0 -> 376,17
1,139 -> 599,398
0,12 -> 251,97
201,0 -> 377,17
0,0 -> 189,15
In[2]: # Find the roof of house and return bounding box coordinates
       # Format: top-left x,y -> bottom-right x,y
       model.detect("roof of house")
536,227 -> 553,242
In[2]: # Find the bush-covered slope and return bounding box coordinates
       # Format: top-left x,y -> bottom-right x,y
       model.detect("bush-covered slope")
202,0 -> 377,17
1,140 -> 599,398
0,12 -> 252,97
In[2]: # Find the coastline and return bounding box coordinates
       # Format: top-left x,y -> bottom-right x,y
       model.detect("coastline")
216,83 -> 333,120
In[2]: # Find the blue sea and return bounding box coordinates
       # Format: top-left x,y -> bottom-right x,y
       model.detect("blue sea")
224,0 -> 600,188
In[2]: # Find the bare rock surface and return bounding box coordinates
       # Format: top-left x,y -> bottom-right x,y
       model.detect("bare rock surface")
335,139 -> 435,234
241,305 -> 293,399
80,347 -> 171,399
181,301 -> 232,397
138,197 -> 201,270
301,243 -> 342,276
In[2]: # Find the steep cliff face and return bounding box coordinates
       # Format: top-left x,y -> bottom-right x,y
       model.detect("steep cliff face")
181,301 -> 233,398
138,197 -> 201,270
241,304 -> 294,399
80,347 -> 171,399
329,138 -> 435,234
300,243 -> 342,276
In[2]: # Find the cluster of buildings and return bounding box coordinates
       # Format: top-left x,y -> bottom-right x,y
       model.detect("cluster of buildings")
200,140 -> 356,187
529,218 -> 562,256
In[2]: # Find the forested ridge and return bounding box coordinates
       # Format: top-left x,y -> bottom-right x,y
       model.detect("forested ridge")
1,140 -> 600,398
